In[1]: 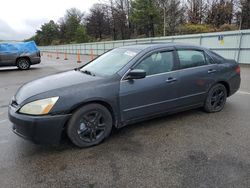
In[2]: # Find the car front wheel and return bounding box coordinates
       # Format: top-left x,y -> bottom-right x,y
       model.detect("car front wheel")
17,58 -> 30,70
204,83 -> 227,113
67,103 -> 113,148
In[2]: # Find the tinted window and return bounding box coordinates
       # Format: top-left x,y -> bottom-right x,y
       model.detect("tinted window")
177,50 -> 207,69
0,44 -> 18,52
135,51 -> 174,76
210,51 -> 224,59
209,51 -> 225,64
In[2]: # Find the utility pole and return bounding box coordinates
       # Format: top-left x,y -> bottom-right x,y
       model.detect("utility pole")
163,6 -> 166,36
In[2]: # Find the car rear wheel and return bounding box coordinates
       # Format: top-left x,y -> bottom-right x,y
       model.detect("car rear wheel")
67,103 -> 113,148
17,58 -> 30,70
204,83 -> 227,113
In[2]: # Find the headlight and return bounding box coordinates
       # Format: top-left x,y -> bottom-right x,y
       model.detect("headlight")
19,97 -> 59,115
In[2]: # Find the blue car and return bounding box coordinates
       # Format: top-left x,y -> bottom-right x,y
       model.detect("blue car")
0,41 -> 41,70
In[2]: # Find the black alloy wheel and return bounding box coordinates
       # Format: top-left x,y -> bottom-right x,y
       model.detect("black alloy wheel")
17,58 -> 30,70
67,103 -> 113,148
77,110 -> 106,142
204,83 -> 227,113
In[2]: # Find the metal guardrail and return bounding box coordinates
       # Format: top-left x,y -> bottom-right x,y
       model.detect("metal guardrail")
39,30 -> 250,64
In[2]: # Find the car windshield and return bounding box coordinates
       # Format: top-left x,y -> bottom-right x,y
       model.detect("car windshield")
80,48 -> 139,77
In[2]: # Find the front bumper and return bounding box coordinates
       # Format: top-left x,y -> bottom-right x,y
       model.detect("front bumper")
8,105 -> 71,145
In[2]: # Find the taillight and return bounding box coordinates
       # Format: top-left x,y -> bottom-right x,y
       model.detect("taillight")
235,66 -> 240,74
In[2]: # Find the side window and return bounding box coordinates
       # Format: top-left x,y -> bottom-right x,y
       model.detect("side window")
135,51 -> 174,76
177,50 -> 207,69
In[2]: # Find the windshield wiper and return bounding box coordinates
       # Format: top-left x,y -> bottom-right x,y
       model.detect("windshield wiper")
81,70 -> 95,76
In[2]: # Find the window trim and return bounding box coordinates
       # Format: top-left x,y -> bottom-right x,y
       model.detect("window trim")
204,51 -> 216,64
121,63 -> 216,82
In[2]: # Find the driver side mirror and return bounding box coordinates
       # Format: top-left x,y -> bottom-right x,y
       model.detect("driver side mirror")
126,69 -> 146,80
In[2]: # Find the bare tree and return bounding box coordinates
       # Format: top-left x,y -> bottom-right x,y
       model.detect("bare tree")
186,0 -> 207,24
239,0 -> 250,29
206,0 -> 235,28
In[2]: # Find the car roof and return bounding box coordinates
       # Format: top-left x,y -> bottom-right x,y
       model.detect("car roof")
119,42 -> 207,51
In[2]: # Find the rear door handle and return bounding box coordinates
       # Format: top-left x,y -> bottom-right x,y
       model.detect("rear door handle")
166,77 -> 177,83
208,69 -> 217,74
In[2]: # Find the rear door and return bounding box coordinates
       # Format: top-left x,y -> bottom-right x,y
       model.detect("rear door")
119,49 -> 180,121
176,48 -> 219,106
0,44 -> 18,65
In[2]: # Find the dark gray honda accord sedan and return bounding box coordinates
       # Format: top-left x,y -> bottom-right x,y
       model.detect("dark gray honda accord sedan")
8,43 -> 241,147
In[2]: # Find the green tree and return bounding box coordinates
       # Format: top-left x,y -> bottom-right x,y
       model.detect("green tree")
131,0 -> 160,37
34,20 -> 59,45
60,8 -> 87,43
180,23 -> 215,34
75,25 -> 88,43
165,0 -> 184,35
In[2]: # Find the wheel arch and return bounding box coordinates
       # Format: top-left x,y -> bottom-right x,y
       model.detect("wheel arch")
217,81 -> 230,97
16,56 -> 31,65
67,100 -> 118,128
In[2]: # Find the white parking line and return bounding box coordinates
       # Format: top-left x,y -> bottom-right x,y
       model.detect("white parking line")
0,119 -> 7,124
237,91 -> 250,95
0,140 -> 9,145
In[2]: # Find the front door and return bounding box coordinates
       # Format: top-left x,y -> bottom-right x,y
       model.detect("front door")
119,50 -> 180,121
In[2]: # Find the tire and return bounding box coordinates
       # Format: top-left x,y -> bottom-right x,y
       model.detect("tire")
17,58 -> 30,70
204,83 -> 227,113
67,103 -> 113,148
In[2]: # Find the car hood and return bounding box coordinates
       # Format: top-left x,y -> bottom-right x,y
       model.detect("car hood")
15,70 -> 103,104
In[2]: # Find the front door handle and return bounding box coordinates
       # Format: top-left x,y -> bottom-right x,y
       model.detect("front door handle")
208,69 -> 217,74
166,77 -> 177,83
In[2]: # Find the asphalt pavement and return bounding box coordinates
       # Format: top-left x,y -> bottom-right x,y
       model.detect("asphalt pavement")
0,53 -> 250,188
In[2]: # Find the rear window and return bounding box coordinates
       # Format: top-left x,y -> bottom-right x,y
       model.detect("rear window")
209,50 -> 225,63
0,44 -> 18,51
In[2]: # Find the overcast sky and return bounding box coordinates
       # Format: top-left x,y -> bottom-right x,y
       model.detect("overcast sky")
0,0 -> 100,40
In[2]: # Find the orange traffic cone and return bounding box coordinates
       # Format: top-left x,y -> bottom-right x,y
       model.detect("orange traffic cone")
90,49 -> 94,61
77,50 -> 81,63
64,51 -> 68,60
56,51 -> 60,59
